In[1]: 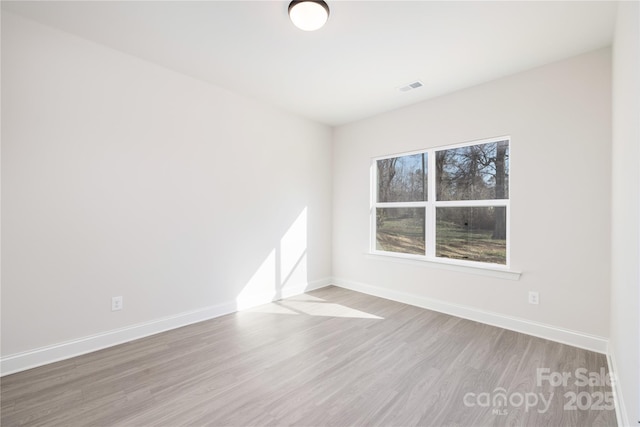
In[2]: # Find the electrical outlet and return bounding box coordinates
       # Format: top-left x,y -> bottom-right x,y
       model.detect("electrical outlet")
111,296 -> 123,311
528,291 -> 539,305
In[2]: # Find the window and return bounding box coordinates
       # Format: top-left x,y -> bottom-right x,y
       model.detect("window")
372,137 -> 510,266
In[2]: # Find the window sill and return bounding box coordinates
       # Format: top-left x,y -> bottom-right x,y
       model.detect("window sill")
365,252 -> 522,281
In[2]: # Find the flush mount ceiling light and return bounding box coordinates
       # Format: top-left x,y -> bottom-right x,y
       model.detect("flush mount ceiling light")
288,0 -> 330,31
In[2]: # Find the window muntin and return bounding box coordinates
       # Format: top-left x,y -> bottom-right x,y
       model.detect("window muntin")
373,137 -> 510,267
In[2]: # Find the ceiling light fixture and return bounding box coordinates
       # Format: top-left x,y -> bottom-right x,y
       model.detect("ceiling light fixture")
288,0 -> 330,31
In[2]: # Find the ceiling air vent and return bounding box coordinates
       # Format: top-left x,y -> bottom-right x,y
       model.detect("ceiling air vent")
398,80 -> 424,92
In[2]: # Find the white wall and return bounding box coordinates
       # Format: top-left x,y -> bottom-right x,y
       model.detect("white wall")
1,12 -> 332,361
333,49 -> 612,348
610,2 -> 640,425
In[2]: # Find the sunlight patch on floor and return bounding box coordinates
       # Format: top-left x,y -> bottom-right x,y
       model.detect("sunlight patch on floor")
247,299 -> 383,319
246,303 -> 299,315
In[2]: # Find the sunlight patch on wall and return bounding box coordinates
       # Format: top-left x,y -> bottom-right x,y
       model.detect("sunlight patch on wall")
236,249 -> 277,310
280,208 -> 308,289
235,208 -> 309,311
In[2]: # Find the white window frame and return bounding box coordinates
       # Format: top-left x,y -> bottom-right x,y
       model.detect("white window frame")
370,136 -> 511,270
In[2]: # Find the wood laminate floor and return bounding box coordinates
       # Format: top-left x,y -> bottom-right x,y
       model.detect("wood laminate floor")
1,286 -> 616,426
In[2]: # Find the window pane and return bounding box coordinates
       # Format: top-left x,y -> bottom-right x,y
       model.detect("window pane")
436,207 -> 506,264
377,153 -> 428,202
436,140 -> 509,201
376,208 -> 425,255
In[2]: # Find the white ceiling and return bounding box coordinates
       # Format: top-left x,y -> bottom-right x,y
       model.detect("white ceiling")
2,1 -> 617,126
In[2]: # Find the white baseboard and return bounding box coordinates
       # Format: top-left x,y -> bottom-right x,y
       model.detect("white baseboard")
607,347 -> 631,427
332,277 -> 608,354
0,278 -> 331,376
